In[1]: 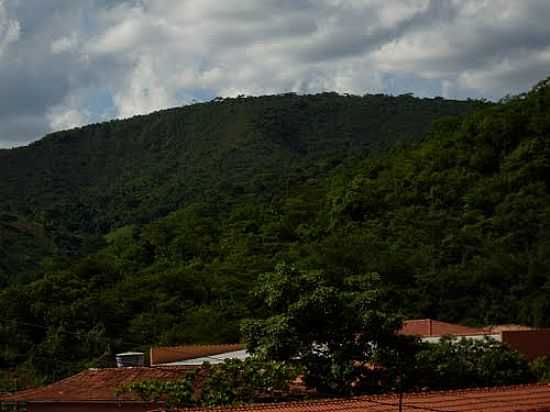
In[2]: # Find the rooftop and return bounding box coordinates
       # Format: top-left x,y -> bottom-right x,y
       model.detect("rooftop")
3,367 -> 550,411
0,367 -> 191,403
152,384 -> 550,412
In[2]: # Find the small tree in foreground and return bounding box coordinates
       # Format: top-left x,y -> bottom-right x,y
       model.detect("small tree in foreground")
241,263 -> 411,395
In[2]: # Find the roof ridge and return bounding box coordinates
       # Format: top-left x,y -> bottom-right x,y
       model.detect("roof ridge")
84,366 -> 193,371
151,344 -> 244,357
153,343 -> 243,350
150,344 -> 246,366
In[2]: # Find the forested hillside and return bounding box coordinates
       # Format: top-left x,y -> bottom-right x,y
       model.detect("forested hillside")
3,78 -> 550,389
0,92 -> 477,283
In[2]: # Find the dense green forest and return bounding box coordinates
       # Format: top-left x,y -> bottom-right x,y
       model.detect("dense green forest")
1,78 -> 550,390
0,92 -> 477,283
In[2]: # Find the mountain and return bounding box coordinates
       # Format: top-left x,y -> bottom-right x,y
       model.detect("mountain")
8,78 -> 550,387
0,92 -> 479,281
2,77 -> 549,399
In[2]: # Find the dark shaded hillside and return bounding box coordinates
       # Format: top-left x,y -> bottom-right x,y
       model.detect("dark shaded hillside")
0,213 -> 54,286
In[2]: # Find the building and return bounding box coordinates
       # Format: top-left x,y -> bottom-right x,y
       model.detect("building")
0,346 -> 249,411
401,319 -> 550,360
0,367 -> 190,412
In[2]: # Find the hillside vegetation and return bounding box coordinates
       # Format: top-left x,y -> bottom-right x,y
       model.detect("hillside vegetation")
0,93 -> 476,282
3,79 -> 550,387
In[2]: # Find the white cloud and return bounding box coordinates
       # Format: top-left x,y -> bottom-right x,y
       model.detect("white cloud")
47,93 -> 90,131
113,56 -> 178,118
47,107 -> 87,131
0,0 -> 20,58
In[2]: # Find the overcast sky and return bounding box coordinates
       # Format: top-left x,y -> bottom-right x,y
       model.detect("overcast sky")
1,0 -> 550,148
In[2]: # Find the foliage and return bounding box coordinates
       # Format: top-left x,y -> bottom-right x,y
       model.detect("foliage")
530,356 -> 550,383
117,372 -> 195,408
117,358 -> 300,407
413,337 -> 533,390
325,80 -> 550,327
0,213 -> 54,286
241,263 -> 408,395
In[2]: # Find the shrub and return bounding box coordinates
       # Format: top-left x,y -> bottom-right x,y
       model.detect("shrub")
530,356 -> 550,383
413,336 -> 533,390
116,358 -> 300,408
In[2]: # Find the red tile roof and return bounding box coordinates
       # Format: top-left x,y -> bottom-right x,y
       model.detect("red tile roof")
0,367 -> 191,403
4,368 -> 550,412
150,344 -> 244,366
400,318 -> 488,337
152,384 -> 550,412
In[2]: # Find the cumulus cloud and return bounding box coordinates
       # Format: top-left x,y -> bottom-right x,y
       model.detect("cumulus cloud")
1,0 -> 550,147
47,93 -> 90,131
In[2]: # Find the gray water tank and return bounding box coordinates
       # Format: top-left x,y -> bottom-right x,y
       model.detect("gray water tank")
115,351 -> 145,368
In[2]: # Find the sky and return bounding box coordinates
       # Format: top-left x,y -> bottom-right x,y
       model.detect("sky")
1,0 -> 550,148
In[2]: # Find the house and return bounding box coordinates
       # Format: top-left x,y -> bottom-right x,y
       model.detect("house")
0,367 -> 190,412
0,346 -> 250,411
150,343 -> 248,367
401,319 -> 550,360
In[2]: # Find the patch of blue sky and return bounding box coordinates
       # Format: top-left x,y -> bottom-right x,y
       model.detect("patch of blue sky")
176,89 -> 216,105
382,73 -> 444,99
84,88 -> 116,123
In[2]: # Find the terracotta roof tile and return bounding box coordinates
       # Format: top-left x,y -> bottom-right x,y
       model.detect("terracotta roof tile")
400,319 -> 488,337
0,367 -> 191,402
152,384 -> 550,412
4,369 -> 550,412
151,344 -> 244,366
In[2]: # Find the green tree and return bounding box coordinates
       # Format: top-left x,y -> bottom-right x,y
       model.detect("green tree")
241,263 -> 409,395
